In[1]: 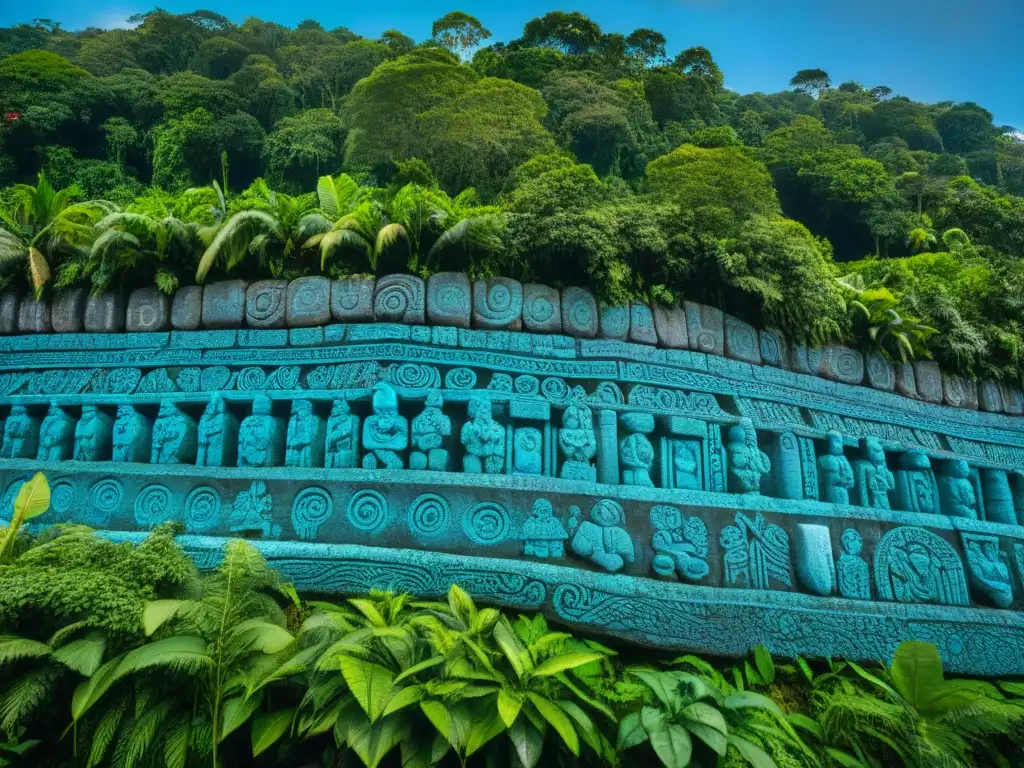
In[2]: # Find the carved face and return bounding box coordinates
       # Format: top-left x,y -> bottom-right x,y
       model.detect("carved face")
590,499 -> 624,527
532,499 -> 553,519
332,399 -> 350,417
252,397 -> 272,416
841,528 -> 862,556
865,437 -> 885,463
827,432 -> 843,455
474,397 -> 492,421
372,383 -> 398,415
948,459 -> 969,479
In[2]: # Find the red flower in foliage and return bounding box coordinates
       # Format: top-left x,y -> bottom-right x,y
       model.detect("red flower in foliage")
3,112 -> 21,122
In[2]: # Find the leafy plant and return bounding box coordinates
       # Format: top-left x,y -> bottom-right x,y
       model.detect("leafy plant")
838,273 -> 938,362
0,473 -> 49,565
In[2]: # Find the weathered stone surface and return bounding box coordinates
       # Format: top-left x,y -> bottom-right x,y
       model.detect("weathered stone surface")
17,297 -> 50,333
331,277 -> 374,322
426,272 -> 471,328
652,304 -> 688,349
473,277 -> 523,330
287,276 -> 331,327
820,346 -> 864,385
913,360 -> 943,403
522,284 -> 561,333
560,287 -> 598,338
894,363 -> 917,398
0,292 -> 18,334
684,302 -> 724,356
84,292 -> 125,333
599,304 -> 628,340
978,379 -> 1003,413
1000,382 -> 1023,415
791,344 -> 823,376
374,274 -> 425,324
126,287 -> 170,332
202,280 -> 247,329
942,373 -> 978,410
628,303 -> 657,345
51,288 -> 87,333
171,286 -> 203,330
245,280 -> 287,329
865,352 -> 895,392
758,328 -> 788,369
724,315 -> 761,365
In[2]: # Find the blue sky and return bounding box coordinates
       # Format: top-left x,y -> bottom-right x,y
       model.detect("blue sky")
4,0 -> 1023,128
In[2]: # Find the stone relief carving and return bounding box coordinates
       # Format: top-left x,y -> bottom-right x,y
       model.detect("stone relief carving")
461,395 -> 505,474
874,527 -> 969,606
362,381 -> 408,470
521,498 -> 568,558
568,499 -> 634,573
650,505 -> 709,582
837,528 -> 871,600
720,512 -> 791,589
410,391 -> 451,471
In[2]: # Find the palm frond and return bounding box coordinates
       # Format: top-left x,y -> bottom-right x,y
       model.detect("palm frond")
196,210 -> 279,281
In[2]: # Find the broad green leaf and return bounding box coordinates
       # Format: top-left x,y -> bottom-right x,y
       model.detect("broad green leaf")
531,652 -> 604,678
617,711 -> 648,750
786,713 -> 822,738
649,722 -> 692,768
119,636 -> 211,677
729,734 -> 777,768
687,721 -> 727,756
221,694 -> 262,741
381,685 -> 423,716
447,584 -> 477,626
556,700 -> 602,756
348,599 -> 387,627
251,708 -> 294,756
420,700 -> 466,751
143,600 -> 187,636
825,747 -> 869,768
527,693 -> 578,756
338,655 -> 395,722
724,691 -> 783,717
744,660 -> 764,686
15,473 -> 50,521
0,636 -> 51,665
498,687 -> 523,728
682,702 -> 728,735
338,705 -> 407,768
465,700 -> 506,756
508,716 -> 544,768
230,619 -> 294,654
394,655 -> 446,684
753,645 -> 775,684
493,621 -> 527,678
889,640 -> 944,709
51,633 -> 106,676
72,655 -> 125,722
28,248 -> 50,296
628,667 -> 683,711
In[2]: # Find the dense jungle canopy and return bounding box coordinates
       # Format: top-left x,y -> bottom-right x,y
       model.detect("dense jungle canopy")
1,10 -> 1023,380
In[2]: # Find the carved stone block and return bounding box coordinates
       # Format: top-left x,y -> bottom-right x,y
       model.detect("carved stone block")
560,287 -> 598,338
981,469 -> 1016,525
245,280 -> 287,328
895,362 -> 918,399
0,292 -> 19,334
978,379 -> 1003,413
651,304 -> 688,349
598,304 -> 628,340
522,283 -> 561,333
684,302 -> 724,356
942,373 -> 978,410
171,285 -> 203,330
790,344 -> 823,376
374,274 -> 425,324
287,276 -> 331,327
628,303 -> 657,345
17,297 -> 50,333
201,280 -> 247,329
126,287 -> 170,332
473,277 -> 523,330
865,352 -> 895,391
1000,382 -> 1023,415
330,277 -> 374,322
51,288 -> 87,333
724,315 -> 761,364
794,524 -> 835,596
758,328 -> 788,369
820,346 -> 864,385
913,360 -> 942,403
426,272 -> 470,328
83,292 -> 125,333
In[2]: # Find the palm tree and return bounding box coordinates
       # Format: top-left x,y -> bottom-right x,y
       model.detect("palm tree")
906,227 -> 937,254
941,228 -> 971,252
0,175 -> 115,297
837,274 -> 937,362
195,179 -> 322,282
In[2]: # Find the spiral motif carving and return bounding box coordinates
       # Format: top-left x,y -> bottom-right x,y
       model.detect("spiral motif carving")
552,583 -> 591,619
292,281 -> 320,311
134,484 -> 175,528
514,375 -> 540,396
391,364 -> 441,390
408,493 -> 450,537
444,367 -> 477,390
248,283 -> 285,321
176,367 -> 201,393
374,276 -> 422,322
834,348 -> 863,379
437,283 -> 466,311
184,486 -> 221,533
88,478 -> 123,526
463,502 -> 512,546
200,366 -> 231,392
0,478 -> 26,522
305,365 -> 334,389
49,480 -> 76,520
291,487 -> 334,541
760,332 -> 780,363
730,324 -> 757,356
41,369 -> 66,394
268,366 -> 301,390
525,294 -> 553,323
347,490 -> 389,533
570,301 -> 592,327
541,377 -> 570,405
236,367 -> 267,391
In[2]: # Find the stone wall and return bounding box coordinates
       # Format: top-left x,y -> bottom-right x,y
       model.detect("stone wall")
1,273 -> 1024,674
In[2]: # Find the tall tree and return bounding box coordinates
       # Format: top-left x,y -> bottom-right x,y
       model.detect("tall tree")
790,68 -> 831,97
432,11 -> 491,61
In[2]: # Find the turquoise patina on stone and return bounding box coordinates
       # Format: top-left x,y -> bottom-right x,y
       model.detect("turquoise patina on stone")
286,399 -> 325,468
231,479 -> 279,537
411,391 -> 451,471
854,436 -> 894,510
325,398 -> 360,469
37,402 -> 75,461
794,523 -> 835,596
461,395 -> 505,474
720,512 -> 791,589
650,505 -> 708,582
726,420 -> 770,495
569,500 -> 634,573
818,430 -> 854,505
837,528 -> 871,599
559,389 -> 597,481
961,532 -> 1012,608
620,412 -> 655,487
363,381 -> 408,469
1,406 -> 38,459
197,394 -> 238,467
875,526 -> 969,606
113,405 -> 151,463
521,498 -> 567,558
152,400 -> 197,464
238,396 -> 284,468
73,405 -> 112,462
936,459 -> 978,519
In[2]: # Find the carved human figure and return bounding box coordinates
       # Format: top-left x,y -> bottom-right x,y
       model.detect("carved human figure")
673,440 -> 702,491
568,499 -> 634,573
73,405 -> 112,462
837,528 -> 870,600
1,406 -> 38,459
894,450 -> 937,514
559,393 -> 597,481
286,399 -> 324,468
726,421 -> 770,495
962,534 -> 1012,608
410,391 -> 451,471
460,395 -> 505,474
890,543 -> 943,603
817,430 -> 854,505
238,396 -> 284,468
853,436 -> 893,510
325,398 -> 360,469
362,381 -> 408,470
151,400 -> 198,464
719,512 -> 790,589
112,405 -> 151,463
935,459 -> 978,519
230,480 -> 279,538
619,413 -> 655,488
37,402 -> 75,461
650,506 -> 709,582
197,394 -> 238,467
521,498 -> 568,558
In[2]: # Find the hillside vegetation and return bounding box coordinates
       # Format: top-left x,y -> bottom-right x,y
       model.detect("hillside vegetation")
1,10 -> 1023,380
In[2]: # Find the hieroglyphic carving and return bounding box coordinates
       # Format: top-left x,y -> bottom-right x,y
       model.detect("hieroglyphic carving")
720,512 -> 791,589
